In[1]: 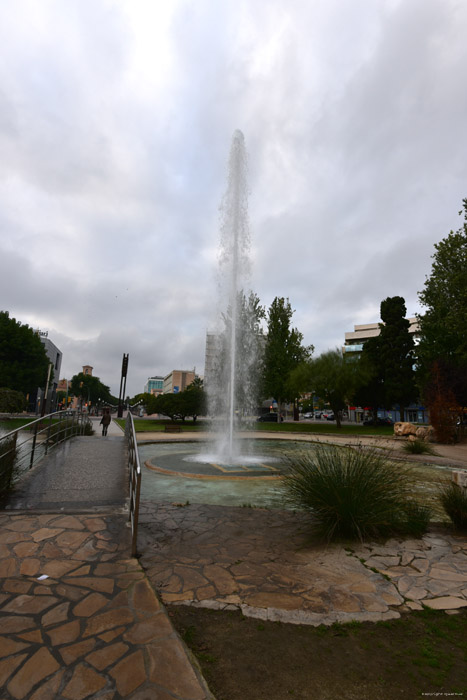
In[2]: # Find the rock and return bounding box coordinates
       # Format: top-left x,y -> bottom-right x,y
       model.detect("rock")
394,422 -> 418,437
415,426 -> 434,442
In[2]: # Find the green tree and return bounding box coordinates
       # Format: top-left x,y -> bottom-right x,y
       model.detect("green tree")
291,349 -> 364,428
0,311 -> 50,395
70,373 -> 114,407
0,388 -> 26,413
262,297 -> 313,421
417,199 -> 467,407
358,297 -> 416,420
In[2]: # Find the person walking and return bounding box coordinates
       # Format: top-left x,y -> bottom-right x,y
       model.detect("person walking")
100,408 -> 111,436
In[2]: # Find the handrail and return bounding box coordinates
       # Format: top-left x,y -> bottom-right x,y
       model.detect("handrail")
126,411 -> 142,557
0,411 -> 92,496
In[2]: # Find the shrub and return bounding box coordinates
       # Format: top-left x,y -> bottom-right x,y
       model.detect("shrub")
282,443 -> 429,541
402,439 -> 437,456
439,482 -> 467,531
400,501 -> 432,537
0,388 -> 25,413
0,433 -> 18,497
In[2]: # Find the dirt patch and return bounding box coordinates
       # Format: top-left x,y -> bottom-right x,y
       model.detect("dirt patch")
168,604 -> 467,700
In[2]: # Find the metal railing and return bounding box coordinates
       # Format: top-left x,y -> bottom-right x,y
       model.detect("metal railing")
126,411 -> 142,557
0,411 -> 92,496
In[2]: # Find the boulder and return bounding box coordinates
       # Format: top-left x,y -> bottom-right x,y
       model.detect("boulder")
394,421 -> 418,437
415,426 -> 434,442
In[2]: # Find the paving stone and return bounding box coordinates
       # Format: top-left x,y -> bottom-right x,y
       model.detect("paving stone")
73,592 -> 108,617
63,576 -> 114,593
406,600 -> 423,611
52,516 -> 85,530
196,584 -> 217,600
1,616 -> 35,633
83,608 -> 134,637
60,638 -> 97,665
4,580 -> 33,594
41,560 -> 82,578
423,596 -> 467,610
56,531 -> 90,550
62,662 -> 107,699
128,688 -> 177,700
430,567 -> 467,582
0,653 -> 28,687
83,517 -> 107,532
396,576 -> 418,595
19,558 -> 41,576
31,528 -> 64,542
400,552 -> 414,566
130,578 -> 161,614
47,620 -> 81,646
55,584 -> 87,601
0,543 -> 10,558
8,646 -> 60,699
18,629 -> 43,643
86,641 -> 129,670
41,602 -> 70,627
3,594 -> 58,614
244,591 -> 302,610
13,541 -> 40,557
4,519 -> 36,533
411,558 -> 430,573
29,670 -> 64,700
203,564 -> 237,595
99,626 -> 126,642
109,649 -> 147,696
0,557 -> 18,577
124,615 -> 174,644
405,587 -> 428,600
67,565 -> 91,577
0,636 -> 30,658
147,639 -> 206,700
0,532 -> 29,545
41,541 -> 64,558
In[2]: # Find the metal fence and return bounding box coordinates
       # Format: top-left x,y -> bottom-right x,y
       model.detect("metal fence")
125,411 -> 142,557
0,411 -> 92,496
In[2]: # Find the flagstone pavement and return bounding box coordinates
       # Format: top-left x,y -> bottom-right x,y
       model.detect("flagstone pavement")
138,502 -> 467,625
0,511 -> 214,699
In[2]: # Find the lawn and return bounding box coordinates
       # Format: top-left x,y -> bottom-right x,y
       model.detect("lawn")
0,418 -> 36,432
170,605 -> 467,700
117,417 -> 394,437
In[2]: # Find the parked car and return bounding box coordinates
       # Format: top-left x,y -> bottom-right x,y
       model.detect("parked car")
314,411 -> 322,419
325,413 -> 335,421
257,413 -> 284,422
303,412 -> 313,419
321,411 -> 334,420
363,417 -> 394,427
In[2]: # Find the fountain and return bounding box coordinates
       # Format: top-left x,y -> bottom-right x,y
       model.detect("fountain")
205,130 -> 263,465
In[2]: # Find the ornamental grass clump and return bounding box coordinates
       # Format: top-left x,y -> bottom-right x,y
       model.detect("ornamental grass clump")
282,443 -> 430,542
439,482 -> 467,531
402,439 -> 437,456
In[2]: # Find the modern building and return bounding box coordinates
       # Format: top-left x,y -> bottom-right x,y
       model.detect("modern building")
30,330 -> 63,413
343,317 -> 426,423
144,376 -> 164,396
343,318 -> 419,356
163,370 -> 195,394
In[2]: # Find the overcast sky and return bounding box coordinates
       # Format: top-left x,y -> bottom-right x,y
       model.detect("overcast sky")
1,0 -> 466,397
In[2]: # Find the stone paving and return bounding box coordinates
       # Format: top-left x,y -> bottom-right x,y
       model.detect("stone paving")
0,511 -> 213,699
138,502 -> 467,626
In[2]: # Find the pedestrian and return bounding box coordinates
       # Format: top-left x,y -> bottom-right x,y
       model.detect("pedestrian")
100,408 -> 111,436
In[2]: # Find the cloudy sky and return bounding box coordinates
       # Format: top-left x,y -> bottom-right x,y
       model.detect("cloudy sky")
1,0 -> 466,397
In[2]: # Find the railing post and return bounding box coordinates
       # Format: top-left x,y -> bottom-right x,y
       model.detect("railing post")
30,421 -> 38,469
45,414 -> 53,455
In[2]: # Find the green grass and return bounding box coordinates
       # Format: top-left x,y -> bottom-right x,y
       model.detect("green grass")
0,418 -> 35,431
439,482 -> 467,531
254,422 -> 395,436
115,418 -> 207,432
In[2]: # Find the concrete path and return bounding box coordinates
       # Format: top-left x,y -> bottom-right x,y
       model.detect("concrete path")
6,420 -> 126,511
138,502 -> 467,625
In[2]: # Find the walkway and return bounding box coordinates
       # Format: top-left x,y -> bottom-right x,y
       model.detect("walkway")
0,419 -> 213,700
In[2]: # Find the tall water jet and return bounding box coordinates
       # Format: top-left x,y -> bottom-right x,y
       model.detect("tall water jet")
206,130 -> 262,463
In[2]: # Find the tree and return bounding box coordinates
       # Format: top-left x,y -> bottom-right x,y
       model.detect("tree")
417,199 -> 467,407
147,387 -> 206,423
358,297 -> 416,420
70,373 -> 115,406
262,297 -> 313,421
0,311 -> 50,396
291,349 -> 364,428
0,388 -> 26,413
